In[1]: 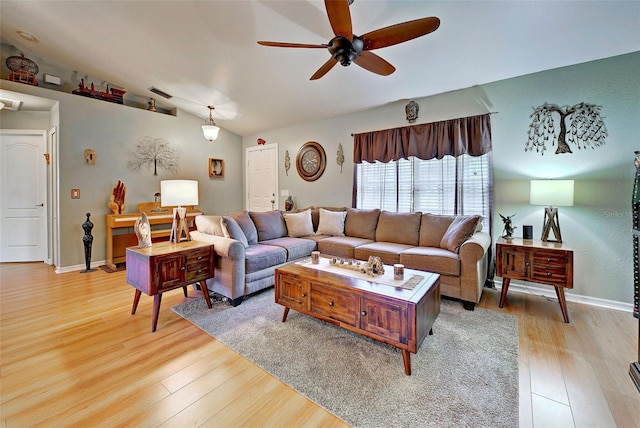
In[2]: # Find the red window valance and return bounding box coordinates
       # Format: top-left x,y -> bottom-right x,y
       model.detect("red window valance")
353,113 -> 492,164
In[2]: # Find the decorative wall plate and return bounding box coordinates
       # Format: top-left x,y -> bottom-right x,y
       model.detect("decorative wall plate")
296,141 -> 326,181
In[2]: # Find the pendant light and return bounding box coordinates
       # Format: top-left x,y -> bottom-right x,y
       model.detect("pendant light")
202,106 -> 220,142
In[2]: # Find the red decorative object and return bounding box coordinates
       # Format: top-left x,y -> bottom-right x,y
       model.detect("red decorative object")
257,138 -> 266,145
6,53 -> 38,86
72,78 -> 126,104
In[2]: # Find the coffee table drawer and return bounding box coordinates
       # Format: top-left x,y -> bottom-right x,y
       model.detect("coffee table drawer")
361,295 -> 408,344
310,283 -> 358,326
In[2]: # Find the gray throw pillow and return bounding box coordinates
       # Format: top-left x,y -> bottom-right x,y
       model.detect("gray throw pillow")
222,216 -> 249,248
249,210 -> 287,241
227,210 -> 258,245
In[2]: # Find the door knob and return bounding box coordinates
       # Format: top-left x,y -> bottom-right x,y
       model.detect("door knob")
35,203 -> 44,207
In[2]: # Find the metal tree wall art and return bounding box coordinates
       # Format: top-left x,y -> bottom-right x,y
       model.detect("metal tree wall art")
525,102 -> 607,155
128,136 -> 179,175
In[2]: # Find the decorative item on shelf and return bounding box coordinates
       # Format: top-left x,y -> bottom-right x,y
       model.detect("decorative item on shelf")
285,195 -> 294,211
525,102 -> 607,155
72,78 -> 125,104
296,141 -> 326,181
84,149 -> 96,165
209,158 -> 224,177
80,213 -> 96,273
161,180 -> 198,243
523,225 -> 533,240
337,143 -> 344,172
6,53 -> 39,86
202,106 -> 220,142
147,98 -> 157,112
128,136 -> 179,175
530,179 -> 574,243
405,100 -> 419,123
329,255 -> 385,277
284,150 -> 291,175
107,180 -> 126,214
499,213 -> 517,239
134,212 -> 152,248
257,138 -> 266,145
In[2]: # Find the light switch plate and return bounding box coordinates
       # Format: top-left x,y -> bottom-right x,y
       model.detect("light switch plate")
71,189 -> 80,199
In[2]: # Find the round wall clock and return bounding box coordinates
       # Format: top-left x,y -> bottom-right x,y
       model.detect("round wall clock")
296,141 -> 326,181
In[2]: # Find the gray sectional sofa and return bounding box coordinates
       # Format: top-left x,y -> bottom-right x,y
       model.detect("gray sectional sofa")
190,207 -> 491,309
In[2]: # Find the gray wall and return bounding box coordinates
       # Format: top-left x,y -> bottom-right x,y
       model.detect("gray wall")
243,52 -> 640,304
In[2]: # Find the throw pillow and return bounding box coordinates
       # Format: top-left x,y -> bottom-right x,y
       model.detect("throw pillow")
283,209 -> 314,237
222,216 -> 249,248
375,211 -> 422,245
419,214 -> 456,247
249,210 -> 287,241
195,215 -> 225,236
227,210 -> 258,245
316,208 -> 346,236
344,208 -> 380,240
440,215 -> 481,253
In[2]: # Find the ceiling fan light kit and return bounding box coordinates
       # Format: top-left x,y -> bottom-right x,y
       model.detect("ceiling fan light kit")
257,0 -> 440,80
202,106 -> 220,142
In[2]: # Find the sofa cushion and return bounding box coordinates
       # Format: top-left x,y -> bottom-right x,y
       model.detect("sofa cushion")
354,242 -> 414,266
221,216 -> 249,248
250,210 -> 287,241
283,209 -> 315,238
375,211 -> 422,246
400,247 -> 461,276
195,215 -> 225,236
318,236 -> 373,259
316,208 -> 346,236
227,211 -> 258,245
344,208 -> 380,240
261,237 -> 316,261
244,244 -> 287,273
440,215 -> 481,253
419,214 -> 456,247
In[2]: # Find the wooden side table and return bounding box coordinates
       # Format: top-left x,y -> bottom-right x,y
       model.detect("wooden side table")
496,238 -> 574,323
126,240 -> 214,332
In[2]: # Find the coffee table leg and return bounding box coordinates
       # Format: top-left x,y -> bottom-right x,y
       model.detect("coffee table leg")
281,307 -> 290,322
402,349 -> 412,376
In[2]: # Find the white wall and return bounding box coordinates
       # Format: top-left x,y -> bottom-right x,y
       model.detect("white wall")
243,52 -> 640,304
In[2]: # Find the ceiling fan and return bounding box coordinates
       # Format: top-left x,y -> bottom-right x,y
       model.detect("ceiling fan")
257,0 -> 440,80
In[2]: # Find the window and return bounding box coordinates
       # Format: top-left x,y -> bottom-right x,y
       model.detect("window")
355,153 -> 493,231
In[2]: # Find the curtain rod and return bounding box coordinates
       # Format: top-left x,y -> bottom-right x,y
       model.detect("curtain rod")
350,111 -> 498,136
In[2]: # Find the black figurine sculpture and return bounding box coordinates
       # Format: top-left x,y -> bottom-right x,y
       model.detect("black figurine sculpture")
81,212 -> 96,273
499,213 -> 517,239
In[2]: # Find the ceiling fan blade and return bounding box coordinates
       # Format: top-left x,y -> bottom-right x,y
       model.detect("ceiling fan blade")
310,58 -> 338,80
325,0 -> 352,41
361,17 -> 440,50
257,41 -> 328,49
353,51 -> 395,76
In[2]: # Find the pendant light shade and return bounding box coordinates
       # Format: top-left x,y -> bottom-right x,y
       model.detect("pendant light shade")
202,106 -> 220,142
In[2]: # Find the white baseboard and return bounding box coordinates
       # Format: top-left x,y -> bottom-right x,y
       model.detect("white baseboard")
493,278 -> 634,313
55,259 -> 105,274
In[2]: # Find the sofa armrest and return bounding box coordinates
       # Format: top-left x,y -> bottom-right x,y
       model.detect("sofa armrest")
190,231 -> 245,260
459,231 -> 491,261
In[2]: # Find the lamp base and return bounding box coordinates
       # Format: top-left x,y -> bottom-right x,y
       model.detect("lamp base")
541,207 -> 562,243
169,207 -> 191,243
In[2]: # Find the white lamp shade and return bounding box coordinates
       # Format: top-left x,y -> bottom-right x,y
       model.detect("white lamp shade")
530,180 -> 574,207
202,124 -> 220,141
160,180 -> 199,207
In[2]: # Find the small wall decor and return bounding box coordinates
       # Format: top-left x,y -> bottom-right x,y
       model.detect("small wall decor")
499,213 -> 517,239
336,143 -> 344,172
257,138 -> 266,145
525,102 -> 608,155
108,180 -> 126,214
72,78 -> 126,104
405,100 -> 419,123
84,149 -> 96,165
127,136 -> 179,175
284,150 -> 291,175
209,158 -> 224,177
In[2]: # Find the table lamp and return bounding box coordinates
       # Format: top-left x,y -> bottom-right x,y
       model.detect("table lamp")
160,180 -> 199,243
530,179 -> 574,243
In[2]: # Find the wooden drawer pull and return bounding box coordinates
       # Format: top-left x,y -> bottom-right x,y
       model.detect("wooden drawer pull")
547,272 -> 552,276
301,293 -> 307,297
180,266 -> 186,271
197,256 -> 203,260
329,301 -> 334,307
547,257 -> 552,262
361,311 -> 367,316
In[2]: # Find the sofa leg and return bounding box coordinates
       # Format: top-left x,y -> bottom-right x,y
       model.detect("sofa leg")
228,296 -> 244,307
462,301 -> 476,311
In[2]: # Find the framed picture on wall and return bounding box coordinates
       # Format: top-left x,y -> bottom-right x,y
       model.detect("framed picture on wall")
209,158 -> 224,178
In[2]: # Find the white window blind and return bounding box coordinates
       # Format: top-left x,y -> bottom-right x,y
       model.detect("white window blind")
355,153 -> 493,231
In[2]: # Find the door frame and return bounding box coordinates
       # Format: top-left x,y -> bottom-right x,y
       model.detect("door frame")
245,143 -> 279,210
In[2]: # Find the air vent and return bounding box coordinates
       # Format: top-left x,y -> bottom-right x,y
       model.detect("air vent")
149,87 -> 172,99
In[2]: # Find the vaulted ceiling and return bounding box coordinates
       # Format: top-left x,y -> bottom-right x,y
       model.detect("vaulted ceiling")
1,1 -> 638,136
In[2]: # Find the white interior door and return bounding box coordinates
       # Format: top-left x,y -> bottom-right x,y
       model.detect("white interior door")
246,144 -> 278,212
0,130 -> 47,262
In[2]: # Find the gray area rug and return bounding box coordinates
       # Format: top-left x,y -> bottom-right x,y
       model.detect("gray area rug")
173,289 -> 518,428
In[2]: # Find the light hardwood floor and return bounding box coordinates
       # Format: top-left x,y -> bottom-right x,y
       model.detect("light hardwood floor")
1,262 -> 638,427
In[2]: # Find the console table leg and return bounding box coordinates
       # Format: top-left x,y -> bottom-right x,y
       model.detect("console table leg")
131,289 -> 141,315
402,349 -> 412,376
499,278 -> 511,308
554,286 -> 570,323
200,281 -> 213,309
282,307 -> 290,322
151,293 -> 162,332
